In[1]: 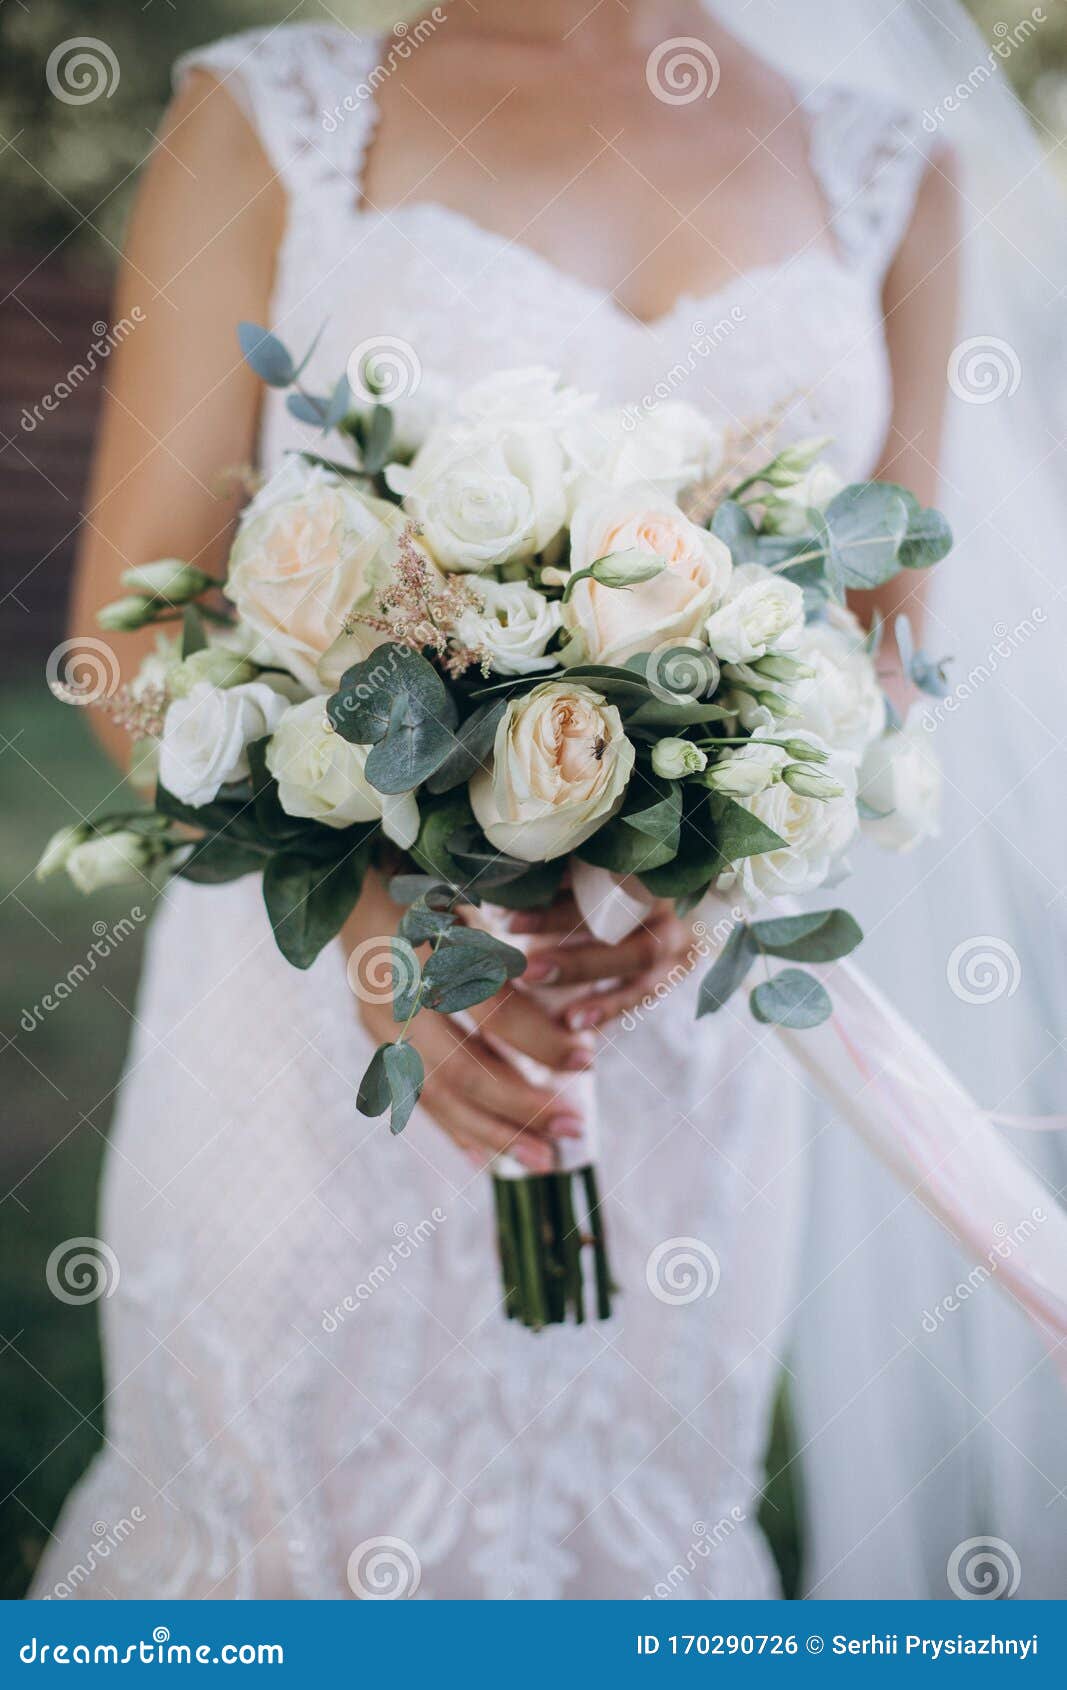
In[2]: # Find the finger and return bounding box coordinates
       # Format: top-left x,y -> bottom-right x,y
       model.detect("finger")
525,922 -> 670,989
428,1092 -> 559,1174
506,896 -> 583,936
455,1037 -> 585,1138
565,968 -> 670,1030
469,984 -> 595,1072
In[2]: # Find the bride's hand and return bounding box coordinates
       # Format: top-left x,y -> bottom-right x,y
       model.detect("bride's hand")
508,895 -> 701,1032
343,871 -> 596,1173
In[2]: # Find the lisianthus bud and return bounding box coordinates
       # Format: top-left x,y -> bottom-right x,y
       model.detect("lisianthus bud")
590,549 -> 666,589
65,830 -> 155,894
755,689 -> 801,718
36,824 -> 91,882
168,645 -> 257,698
778,738 -> 830,763
121,560 -> 215,602
781,763 -> 845,800
98,596 -> 159,633
763,436 -> 833,487
651,738 -> 707,779
704,757 -> 780,798
749,653 -> 815,682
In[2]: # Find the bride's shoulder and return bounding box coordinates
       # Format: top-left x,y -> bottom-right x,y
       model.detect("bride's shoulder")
172,20 -> 381,102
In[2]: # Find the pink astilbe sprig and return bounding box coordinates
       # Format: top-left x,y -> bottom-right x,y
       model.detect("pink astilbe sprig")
348,524 -> 490,678
82,681 -> 169,742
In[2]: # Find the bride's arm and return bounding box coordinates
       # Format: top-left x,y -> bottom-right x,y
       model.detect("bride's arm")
70,71 -> 284,766
850,150 -> 961,694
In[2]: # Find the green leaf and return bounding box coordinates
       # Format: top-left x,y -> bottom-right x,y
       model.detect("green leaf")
327,644 -> 458,794
477,858 -> 567,910
639,791 -> 721,898
749,908 -> 863,964
750,968 -> 833,1029
176,837 -> 264,884
181,604 -> 207,658
410,792 -> 477,890
398,899 -> 456,946
426,698 -> 506,794
696,923 -> 756,1016
578,776 -> 681,874
391,938 -> 422,1020
361,404 -> 394,475
625,697 -> 730,732
357,1044 -> 392,1116
711,499 -> 761,561
880,485 -> 953,570
390,874 -> 465,908
563,662 -> 655,706
446,828 -> 531,892
421,927 -> 525,1013
384,1041 -> 424,1134
237,321 -> 295,387
821,483 -> 909,590
708,794 -> 787,862
262,843 -> 370,969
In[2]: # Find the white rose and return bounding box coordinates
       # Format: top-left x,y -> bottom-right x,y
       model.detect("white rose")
387,421 -> 566,572
563,401 -> 722,509
65,831 -> 155,894
858,709 -> 941,853
453,578 -> 562,676
470,680 -> 634,861
159,677 -> 297,808
716,730 -> 858,903
790,605 -> 886,761
225,457 -> 404,690
266,698 -> 419,847
705,562 -> 805,664
563,488 -> 732,666
763,462 -> 844,536
457,365 -> 591,431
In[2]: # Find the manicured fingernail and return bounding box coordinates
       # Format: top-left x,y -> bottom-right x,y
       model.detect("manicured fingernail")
547,1117 -> 583,1140
566,1005 -> 595,1029
519,1144 -> 554,1172
525,957 -> 560,984
564,1046 -> 594,1071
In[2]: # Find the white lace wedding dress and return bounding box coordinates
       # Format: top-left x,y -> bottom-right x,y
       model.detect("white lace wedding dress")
33,24 -> 932,1601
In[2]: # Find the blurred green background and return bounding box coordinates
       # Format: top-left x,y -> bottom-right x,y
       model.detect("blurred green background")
1,0 -> 1065,1602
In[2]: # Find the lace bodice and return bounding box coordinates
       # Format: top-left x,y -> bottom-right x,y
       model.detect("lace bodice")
32,24 -> 932,1604
176,22 -> 930,487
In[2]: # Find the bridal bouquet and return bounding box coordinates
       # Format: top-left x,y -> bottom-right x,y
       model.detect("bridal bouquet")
41,330 -> 953,1329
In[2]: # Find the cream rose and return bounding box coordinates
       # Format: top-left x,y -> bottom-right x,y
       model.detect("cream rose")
453,578 -> 562,676
387,421 -> 566,572
563,488 -> 732,666
705,562 -> 805,665
789,605 -> 886,761
470,681 -> 634,861
225,458 -> 404,691
563,402 -> 722,510
858,709 -> 941,853
159,677 -> 298,807
715,730 -> 858,903
266,698 -> 419,847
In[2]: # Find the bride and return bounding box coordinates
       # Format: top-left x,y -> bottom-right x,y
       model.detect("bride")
33,0 -> 1060,1600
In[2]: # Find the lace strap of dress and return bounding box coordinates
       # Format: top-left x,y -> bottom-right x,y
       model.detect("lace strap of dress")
173,24 -> 382,215
801,86 -> 932,281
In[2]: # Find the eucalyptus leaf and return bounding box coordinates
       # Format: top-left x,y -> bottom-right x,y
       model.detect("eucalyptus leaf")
750,967 -> 833,1029
821,483 -> 909,590
383,1041 -> 424,1134
324,374 -> 352,431
749,908 -> 862,964
361,404 -> 394,475
391,938 -> 422,1021
711,500 -> 761,562
578,777 -> 681,874
696,923 -> 757,1016
357,1044 -> 392,1117
176,837 -> 265,884
237,321 -> 295,388
327,643 -> 458,793
181,604 -> 206,658
398,899 -> 457,946
262,843 -> 370,970
425,697 -> 506,794
286,392 -> 328,427
477,858 -> 566,910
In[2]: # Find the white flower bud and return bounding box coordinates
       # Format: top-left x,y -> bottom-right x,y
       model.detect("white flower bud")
651,738 -> 708,779
98,596 -> 160,633
763,436 -> 834,486
36,824 -> 91,882
590,549 -> 666,589
121,560 -> 214,602
749,653 -> 815,682
65,831 -> 155,894
168,646 -> 257,698
704,757 -> 780,798
781,763 -> 845,800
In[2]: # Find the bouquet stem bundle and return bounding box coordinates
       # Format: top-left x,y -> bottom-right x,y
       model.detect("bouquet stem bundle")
493,1166 -> 612,1329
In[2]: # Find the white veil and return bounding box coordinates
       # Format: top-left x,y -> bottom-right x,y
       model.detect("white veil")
703,0 -> 1067,1599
